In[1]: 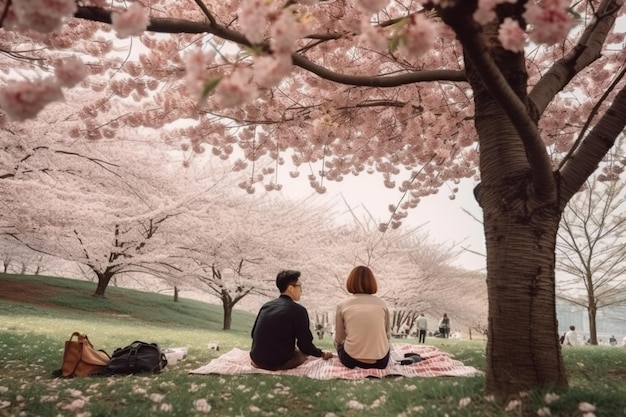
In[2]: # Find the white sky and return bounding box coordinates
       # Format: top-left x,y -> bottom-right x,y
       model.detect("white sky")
278,174 -> 486,271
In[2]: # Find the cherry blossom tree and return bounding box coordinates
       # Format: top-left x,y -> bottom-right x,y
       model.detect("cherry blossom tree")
4,176 -> 183,297
2,0 -> 626,398
169,192 -> 342,329
0,127 -> 198,296
556,173 -> 626,345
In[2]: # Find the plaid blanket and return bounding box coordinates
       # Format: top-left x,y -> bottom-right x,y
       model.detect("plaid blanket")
189,343 -> 482,379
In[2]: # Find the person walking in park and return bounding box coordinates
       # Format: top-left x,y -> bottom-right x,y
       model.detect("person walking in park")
250,270 -> 333,370
438,313 -> 451,338
417,313 -> 428,343
334,265 -> 391,369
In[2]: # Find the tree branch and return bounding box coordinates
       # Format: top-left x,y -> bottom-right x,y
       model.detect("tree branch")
74,6 -> 466,88
438,8 -> 556,200
558,84 -> 626,209
528,0 -> 623,117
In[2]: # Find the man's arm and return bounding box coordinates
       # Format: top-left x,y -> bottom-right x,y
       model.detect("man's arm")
294,306 -> 332,359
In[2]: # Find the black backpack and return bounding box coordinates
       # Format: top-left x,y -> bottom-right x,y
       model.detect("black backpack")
106,341 -> 168,374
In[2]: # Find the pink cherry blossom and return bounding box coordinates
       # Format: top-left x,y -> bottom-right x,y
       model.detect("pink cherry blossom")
474,0 -> 498,25
396,14 -> 438,60
214,67 -> 258,108
0,78 -> 63,121
238,0 -> 270,44
359,17 -> 388,52
7,0 -> 77,33
253,54 -> 293,88
54,57 -> 87,88
111,3 -> 150,39
498,18 -> 526,52
524,0 -> 576,44
269,8 -> 314,55
184,48 -> 217,99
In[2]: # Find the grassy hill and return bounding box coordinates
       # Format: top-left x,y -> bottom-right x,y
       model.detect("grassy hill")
0,273 -> 256,333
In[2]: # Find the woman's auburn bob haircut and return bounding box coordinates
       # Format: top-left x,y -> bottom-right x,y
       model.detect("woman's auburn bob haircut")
346,265 -> 378,294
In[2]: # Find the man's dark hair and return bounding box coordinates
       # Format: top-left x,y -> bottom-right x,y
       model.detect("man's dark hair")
276,270 -> 301,293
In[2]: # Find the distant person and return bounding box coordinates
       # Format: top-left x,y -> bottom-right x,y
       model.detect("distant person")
334,266 -> 391,369
609,335 -> 617,346
416,313 -> 428,344
438,313 -> 451,339
563,325 -> 579,346
400,322 -> 410,338
250,270 -> 333,370
315,323 -> 325,340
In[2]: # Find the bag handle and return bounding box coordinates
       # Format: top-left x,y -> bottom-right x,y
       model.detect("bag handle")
69,332 -> 95,348
69,332 -> 82,341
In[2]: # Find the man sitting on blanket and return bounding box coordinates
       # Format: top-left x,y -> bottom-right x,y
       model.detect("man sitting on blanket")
250,270 -> 333,370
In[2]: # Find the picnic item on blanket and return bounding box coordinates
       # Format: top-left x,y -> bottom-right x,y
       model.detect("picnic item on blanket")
106,341 -> 168,374
190,343 -> 482,380
61,332 -> 111,377
399,352 -> 423,365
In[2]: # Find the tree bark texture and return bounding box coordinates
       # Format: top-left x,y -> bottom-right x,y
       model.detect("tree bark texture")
467,31 -> 568,395
478,182 -> 568,394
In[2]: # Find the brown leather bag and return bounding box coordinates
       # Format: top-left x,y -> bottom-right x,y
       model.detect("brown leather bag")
61,332 -> 110,377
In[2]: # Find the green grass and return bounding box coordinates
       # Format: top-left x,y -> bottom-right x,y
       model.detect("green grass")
1,274 -> 625,417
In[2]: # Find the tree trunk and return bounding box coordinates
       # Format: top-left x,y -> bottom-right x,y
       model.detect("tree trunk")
588,303 -> 597,345
93,269 -> 115,297
222,302 -> 233,330
479,182 -> 568,396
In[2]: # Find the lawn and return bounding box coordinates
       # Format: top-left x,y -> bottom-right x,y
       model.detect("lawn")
1,273 -> 625,417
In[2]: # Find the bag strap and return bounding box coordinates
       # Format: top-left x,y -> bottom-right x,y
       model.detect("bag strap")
99,349 -> 111,359
127,343 -> 141,368
80,334 -> 96,348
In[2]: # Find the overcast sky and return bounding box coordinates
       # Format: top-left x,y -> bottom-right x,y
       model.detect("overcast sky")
279,173 -> 486,271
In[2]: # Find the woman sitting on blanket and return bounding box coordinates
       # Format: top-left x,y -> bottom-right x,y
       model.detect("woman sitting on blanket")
334,265 -> 391,369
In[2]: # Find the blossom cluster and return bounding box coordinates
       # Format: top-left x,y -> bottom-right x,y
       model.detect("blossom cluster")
473,0 -> 576,52
111,2 -> 150,39
0,1 -> 149,121
2,0 -> 78,33
0,56 -> 87,121
0,0 -> 581,122
184,0 -> 575,110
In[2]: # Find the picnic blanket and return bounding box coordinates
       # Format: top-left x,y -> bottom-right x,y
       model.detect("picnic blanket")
190,343 -> 482,379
